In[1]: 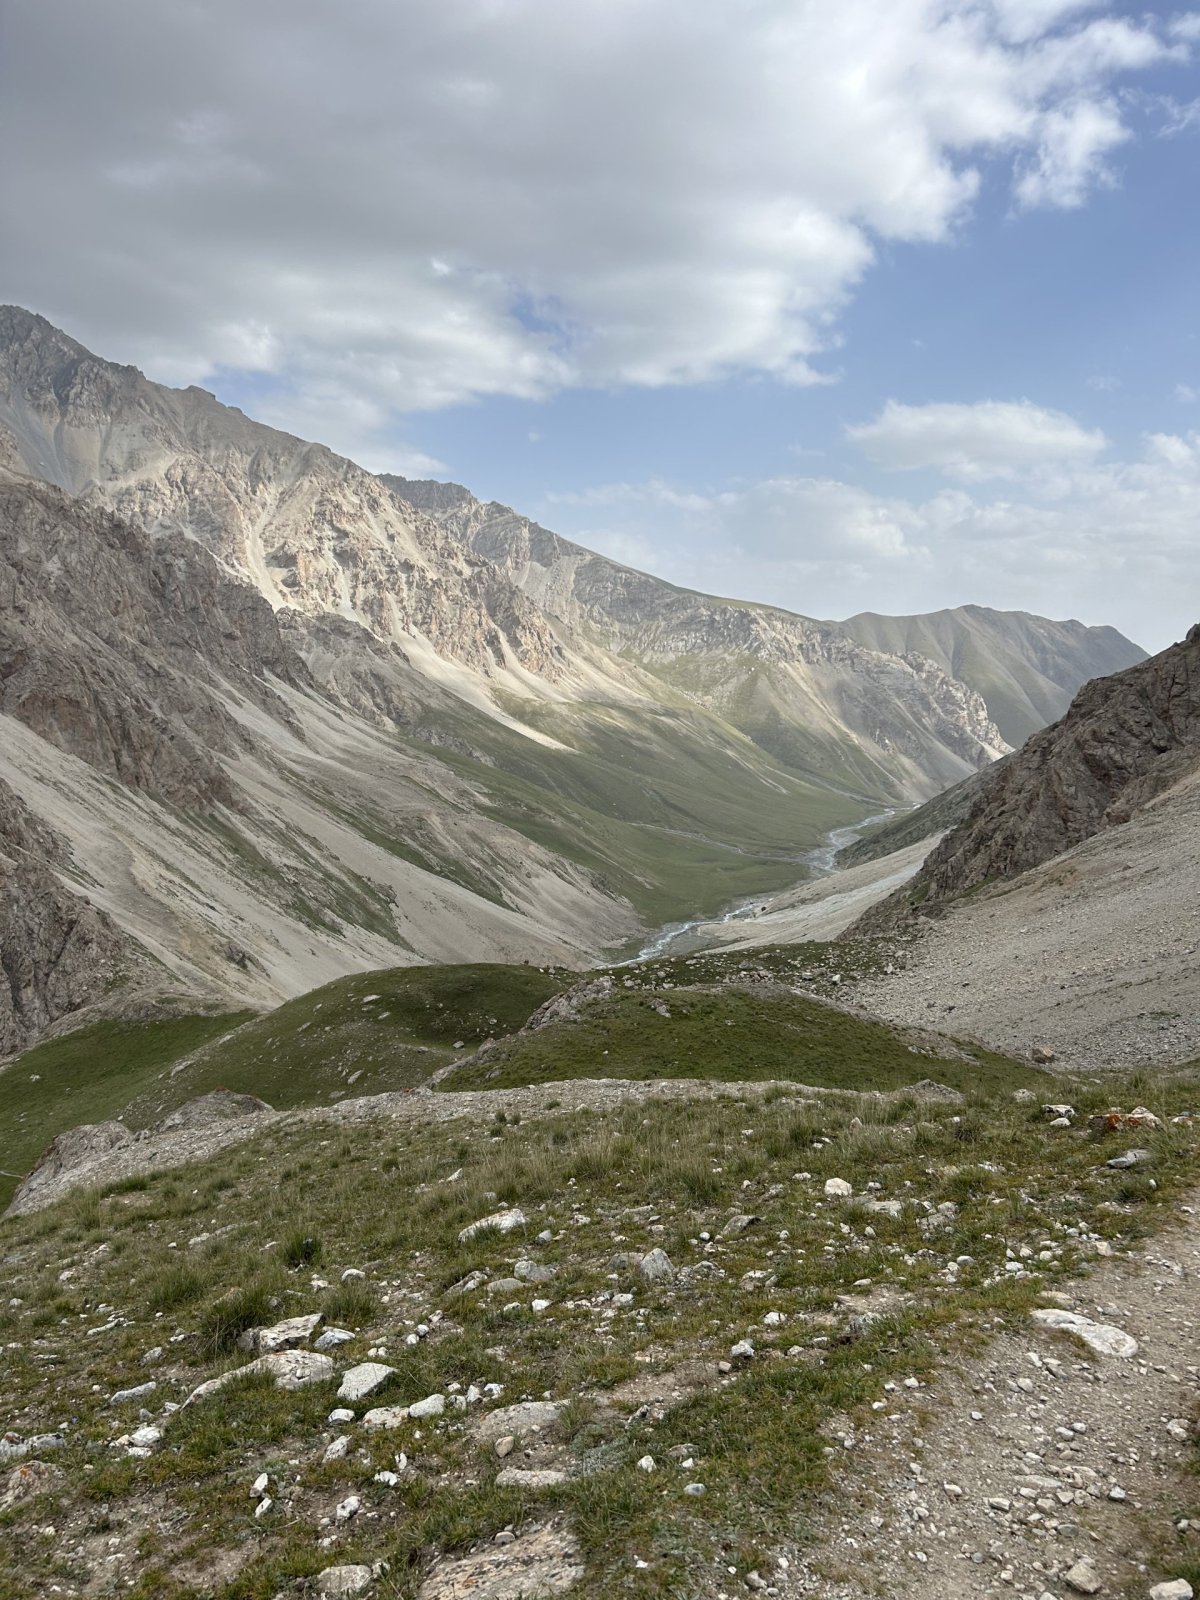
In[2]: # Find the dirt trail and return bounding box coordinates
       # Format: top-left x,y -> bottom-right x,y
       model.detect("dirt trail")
785,1201 -> 1200,1600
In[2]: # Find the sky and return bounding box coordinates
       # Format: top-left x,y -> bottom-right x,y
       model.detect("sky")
1,1 -> 1198,650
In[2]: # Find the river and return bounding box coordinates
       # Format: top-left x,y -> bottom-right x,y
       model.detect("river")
621,808 -> 897,965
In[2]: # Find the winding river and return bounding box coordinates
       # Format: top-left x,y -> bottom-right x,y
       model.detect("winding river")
623,808 -> 897,965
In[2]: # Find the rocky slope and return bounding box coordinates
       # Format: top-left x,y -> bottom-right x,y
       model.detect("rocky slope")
0,304 -> 1023,809
836,604 -> 1145,746
0,776 -> 146,1054
857,624 -> 1200,930
389,475 -> 1013,798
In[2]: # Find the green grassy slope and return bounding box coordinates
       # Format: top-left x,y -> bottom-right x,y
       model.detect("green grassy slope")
120,964 -> 572,1128
403,695 -> 878,930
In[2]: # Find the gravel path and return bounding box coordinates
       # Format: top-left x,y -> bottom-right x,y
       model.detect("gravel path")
855,770 -> 1200,1072
784,1198 -> 1200,1600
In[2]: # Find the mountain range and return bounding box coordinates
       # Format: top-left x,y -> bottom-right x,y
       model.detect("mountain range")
0,305 -> 1145,1051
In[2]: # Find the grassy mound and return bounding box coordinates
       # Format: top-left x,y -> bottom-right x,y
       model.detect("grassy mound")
120,963 -> 573,1127
441,981 -> 1046,1098
0,1013 -> 251,1209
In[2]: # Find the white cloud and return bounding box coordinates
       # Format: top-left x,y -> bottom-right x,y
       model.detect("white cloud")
543,429 -> 1200,652
0,0 -> 1193,444
1177,383 -> 1199,403
847,399 -> 1107,477
1013,97 -> 1129,208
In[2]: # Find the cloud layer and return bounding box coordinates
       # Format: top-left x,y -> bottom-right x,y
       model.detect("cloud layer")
1,0 -> 1191,455
546,420 -> 1200,651
848,399 -> 1108,477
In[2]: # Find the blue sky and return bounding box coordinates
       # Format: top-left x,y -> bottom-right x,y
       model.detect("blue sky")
3,0 -> 1198,647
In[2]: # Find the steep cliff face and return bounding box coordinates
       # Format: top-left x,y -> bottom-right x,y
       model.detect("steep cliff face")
0,469 -> 308,809
0,778 -> 144,1053
854,625 -> 1200,930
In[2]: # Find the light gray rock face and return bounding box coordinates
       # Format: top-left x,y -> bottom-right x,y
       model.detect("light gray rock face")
183,1349 -> 334,1406
337,1363 -> 396,1402
245,1312 -> 323,1355
0,777 -> 142,1055
475,1401 -> 563,1444
416,1520 -> 584,1599
459,1208 -> 526,1243
10,1120 -> 134,1213
1030,1308 -> 1139,1358
317,1566 -> 373,1598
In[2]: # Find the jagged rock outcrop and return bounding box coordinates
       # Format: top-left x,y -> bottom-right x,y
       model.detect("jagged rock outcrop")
9,1119 -> 135,1212
853,625 -> 1200,931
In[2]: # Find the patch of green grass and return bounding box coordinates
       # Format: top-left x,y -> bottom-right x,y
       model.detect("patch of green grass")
0,1012 -> 251,1208
119,963 -> 570,1127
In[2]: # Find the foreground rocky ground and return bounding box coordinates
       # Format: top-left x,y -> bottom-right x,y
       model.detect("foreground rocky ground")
2,1050 -> 1198,1600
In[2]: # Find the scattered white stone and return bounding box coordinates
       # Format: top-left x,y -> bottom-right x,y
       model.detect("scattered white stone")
1149,1583 -> 1194,1600
337,1363 -> 396,1402
328,1407 -> 355,1424
110,1381 -> 156,1406
408,1393 -> 445,1420
317,1563 -> 372,1597
731,1340 -> 754,1360
315,1328 -> 355,1351
374,1469 -> 400,1487
824,1178 -> 853,1199
323,1437 -> 350,1464
1063,1557 -> 1102,1594
495,1466 -> 570,1489
128,1426 -> 162,1450
362,1406 -> 409,1431
249,1312 -> 323,1354
335,1494 -> 361,1522
252,1472 -> 270,1498
458,1208 -> 526,1243
254,1495 -> 272,1519
637,1455 -> 655,1472
637,1248 -> 676,1284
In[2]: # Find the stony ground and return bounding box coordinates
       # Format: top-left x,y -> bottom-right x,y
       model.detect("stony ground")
787,1203 -> 1200,1600
854,770 -> 1200,1073
2,1069 -> 1198,1600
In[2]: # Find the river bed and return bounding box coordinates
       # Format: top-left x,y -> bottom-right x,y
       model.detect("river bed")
623,808 -> 897,965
